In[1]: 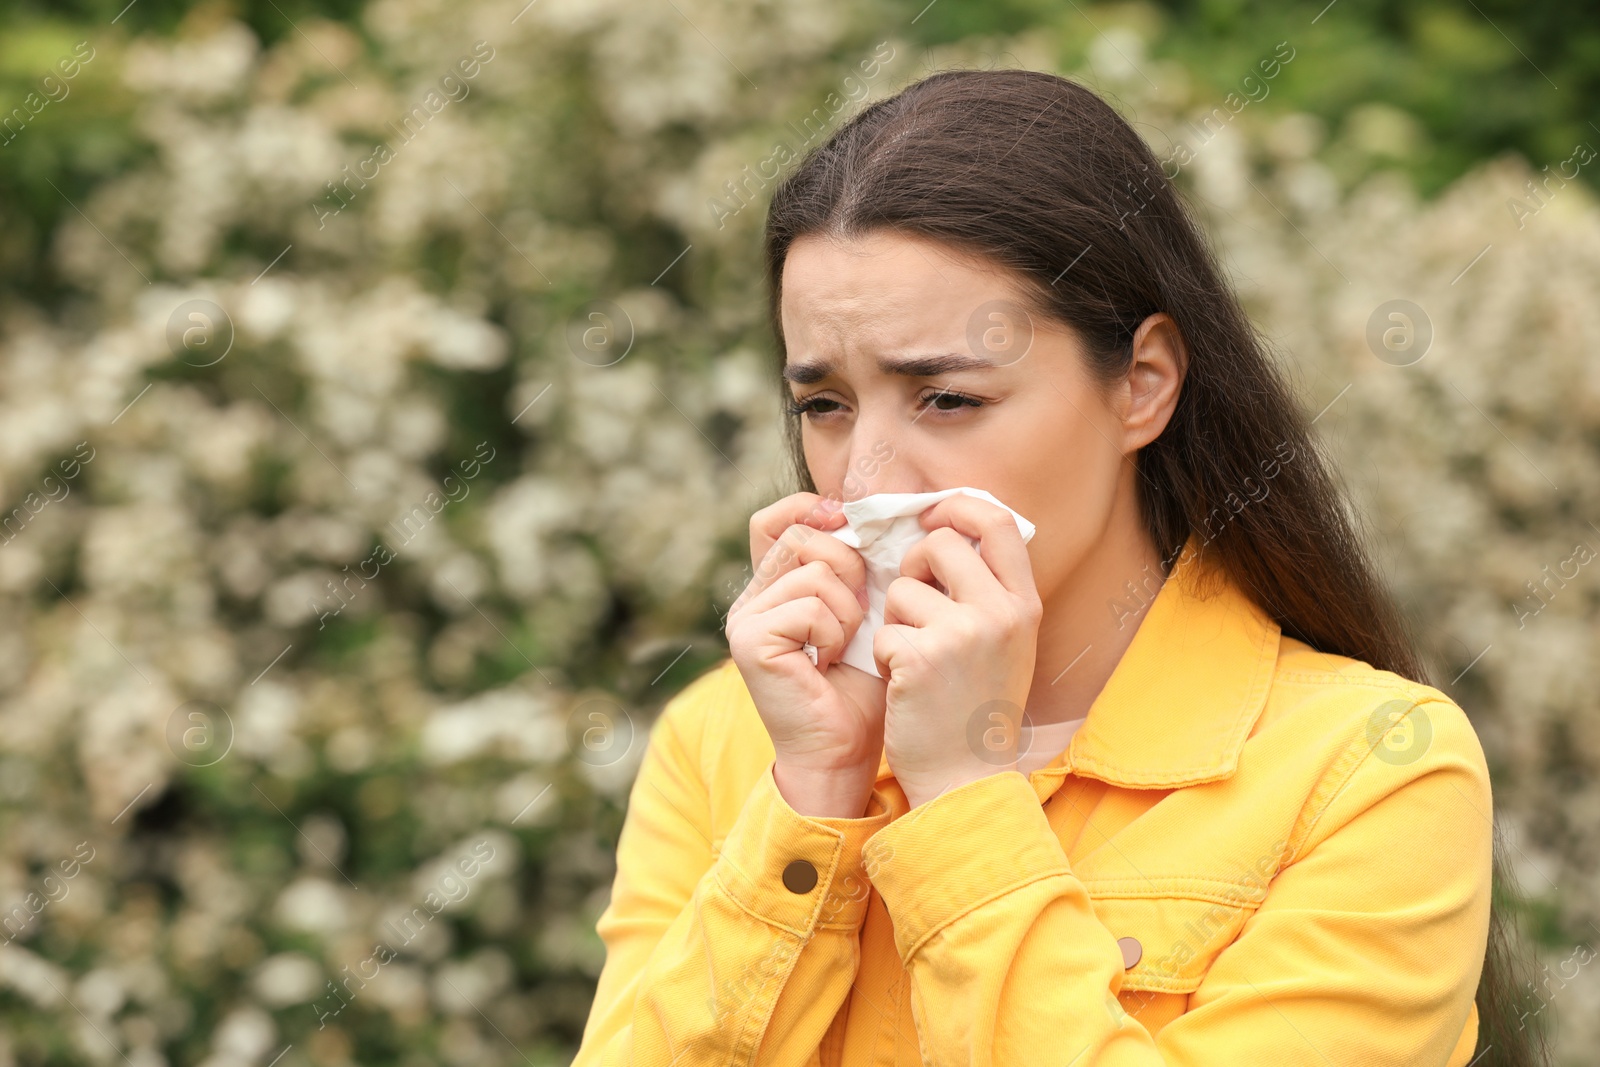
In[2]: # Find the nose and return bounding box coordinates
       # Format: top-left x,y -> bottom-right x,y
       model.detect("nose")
841,419 -> 923,499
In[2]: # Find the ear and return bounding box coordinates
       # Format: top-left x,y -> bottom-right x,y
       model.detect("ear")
1118,312 -> 1188,452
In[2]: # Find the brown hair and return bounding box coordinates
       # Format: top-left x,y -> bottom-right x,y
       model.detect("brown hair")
761,67 -> 1546,1066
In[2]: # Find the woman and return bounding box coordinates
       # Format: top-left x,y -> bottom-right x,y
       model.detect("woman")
572,69 -> 1545,1066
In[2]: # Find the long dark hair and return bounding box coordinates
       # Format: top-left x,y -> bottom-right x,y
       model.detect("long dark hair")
761,68 -> 1546,1066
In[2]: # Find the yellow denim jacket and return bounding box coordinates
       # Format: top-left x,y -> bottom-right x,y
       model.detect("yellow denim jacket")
573,540 -> 1492,1066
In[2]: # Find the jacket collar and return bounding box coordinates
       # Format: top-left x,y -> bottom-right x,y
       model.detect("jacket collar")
1062,536 -> 1281,789
874,534 -> 1281,793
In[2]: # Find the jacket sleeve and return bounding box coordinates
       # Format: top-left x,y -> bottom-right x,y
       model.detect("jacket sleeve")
572,668 -> 893,1067
862,697 -> 1493,1066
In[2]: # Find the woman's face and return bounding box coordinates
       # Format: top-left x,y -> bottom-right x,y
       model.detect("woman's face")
778,229 -> 1184,606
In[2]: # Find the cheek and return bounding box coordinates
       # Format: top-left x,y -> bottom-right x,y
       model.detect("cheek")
1002,406 -> 1125,590
799,426 -> 824,477
1050,422 -> 1127,542
800,427 -> 851,496
1003,396 -> 1112,499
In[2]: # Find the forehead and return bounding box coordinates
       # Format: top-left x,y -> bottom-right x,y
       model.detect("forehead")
779,231 -> 1025,354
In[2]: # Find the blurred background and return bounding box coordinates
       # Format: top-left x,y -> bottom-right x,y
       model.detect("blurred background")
0,0 -> 1596,1063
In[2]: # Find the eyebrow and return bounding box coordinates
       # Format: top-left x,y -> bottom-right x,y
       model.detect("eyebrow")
781,352 -> 997,385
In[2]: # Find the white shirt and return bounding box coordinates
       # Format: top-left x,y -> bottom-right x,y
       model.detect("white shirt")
1015,715 -> 1088,776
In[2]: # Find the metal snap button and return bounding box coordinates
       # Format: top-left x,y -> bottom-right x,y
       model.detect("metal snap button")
782,859 -> 818,894
1117,936 -> 1142,970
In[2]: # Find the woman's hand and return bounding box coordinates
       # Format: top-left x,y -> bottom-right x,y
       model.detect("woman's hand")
725,492 -> 888,818
874,494 -> 1042,809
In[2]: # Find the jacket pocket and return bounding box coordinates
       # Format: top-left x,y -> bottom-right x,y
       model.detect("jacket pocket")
1082,880 -> 1264,995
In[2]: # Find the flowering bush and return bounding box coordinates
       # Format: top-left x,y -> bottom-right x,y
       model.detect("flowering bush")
0,1 -> 1594,1063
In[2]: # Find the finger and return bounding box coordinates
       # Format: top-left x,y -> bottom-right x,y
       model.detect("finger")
871,621 -> 943,680
898,526 -> 1001,605
752,595 -> 847,670
915,493 -> 1037,598
748,520 -> 869,610
749,493 -> 846,574
881,572 -> 950,630
740,559 -> 864,641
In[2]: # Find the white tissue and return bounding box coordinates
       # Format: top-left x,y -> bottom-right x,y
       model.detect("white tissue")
801,486 -> 1037,678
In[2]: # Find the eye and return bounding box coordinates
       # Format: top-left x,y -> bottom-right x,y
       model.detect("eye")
785,394 -> 844,419
918,389 -> 983,413
785,389 -> 985,420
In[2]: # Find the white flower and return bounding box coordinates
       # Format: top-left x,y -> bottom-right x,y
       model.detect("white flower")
274,877 -> 348,935
252,953 -> 324,1007
431,948 -> 513,1015
209,1005 -> 276,1064
422,307 -> 507,370
420,688 -> 561,765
